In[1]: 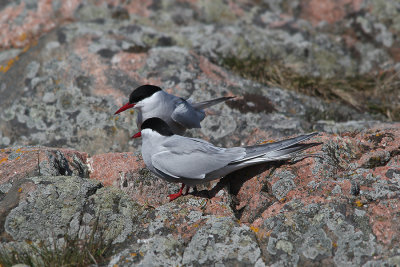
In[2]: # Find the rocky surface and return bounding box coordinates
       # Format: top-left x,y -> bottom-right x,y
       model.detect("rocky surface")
1,0 -> 400,266
1,124 -> 400,266
0,0 -> 397,154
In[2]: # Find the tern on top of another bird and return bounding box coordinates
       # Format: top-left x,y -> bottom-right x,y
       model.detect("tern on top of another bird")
114,84 -> 234,136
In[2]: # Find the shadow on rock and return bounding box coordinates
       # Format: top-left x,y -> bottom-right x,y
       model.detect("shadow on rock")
191,161 -> 284,199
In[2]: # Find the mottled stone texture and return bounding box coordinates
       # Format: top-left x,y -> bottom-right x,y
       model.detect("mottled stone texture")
0,0 -> 396,154
1,124 -> 400,265
1,0 -> 400,266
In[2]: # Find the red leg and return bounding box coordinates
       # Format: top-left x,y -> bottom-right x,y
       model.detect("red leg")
168,183 -> 185,201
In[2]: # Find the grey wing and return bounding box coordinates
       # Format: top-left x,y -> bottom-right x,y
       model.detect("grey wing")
152,137 -> 245,180
171,98 -> 205,129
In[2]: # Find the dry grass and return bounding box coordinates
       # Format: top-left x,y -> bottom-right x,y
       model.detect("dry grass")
0,218 -> 111,267
221,56 -> 400,121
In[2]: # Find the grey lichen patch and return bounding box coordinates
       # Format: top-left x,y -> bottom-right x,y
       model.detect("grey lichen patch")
25,61 -> 40,79
3,176 -> 140,246
147,197 -> 207,236
86,186 -> 141,244
261,203 -> 380,266
5,176 -> 102,241
301,228 -> 332,260
108,235 -> 185,267
271,170 -> 296,199
198,0 -> 237,23
182,217 -> 264,266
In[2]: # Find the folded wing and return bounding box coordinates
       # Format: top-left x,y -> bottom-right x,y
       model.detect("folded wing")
152,137 -> 245,179
171,99 -> 205,128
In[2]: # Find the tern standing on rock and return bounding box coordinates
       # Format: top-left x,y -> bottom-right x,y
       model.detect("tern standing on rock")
114,84 -> 234,137
139,117 -> 319,201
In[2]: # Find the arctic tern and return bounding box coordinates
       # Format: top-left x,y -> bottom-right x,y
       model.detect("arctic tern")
114,84 -> 234,136
140,117 -> 320,201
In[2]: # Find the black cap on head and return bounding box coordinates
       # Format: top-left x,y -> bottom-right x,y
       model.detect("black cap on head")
141,117 -> 174,136
129,85 -> 162,104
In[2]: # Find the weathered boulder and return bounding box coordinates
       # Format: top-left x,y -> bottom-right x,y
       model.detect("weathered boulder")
0,0 -> 395,155
1,0 -> 399,266
1,123 -> 399,266
1,175 -> 141,244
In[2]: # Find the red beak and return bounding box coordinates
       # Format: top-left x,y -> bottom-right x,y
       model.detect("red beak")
131,131 -> 141,138
114,102 -> 135,114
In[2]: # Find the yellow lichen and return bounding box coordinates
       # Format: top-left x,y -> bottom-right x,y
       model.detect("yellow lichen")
2,65 -> 9,73
22,45 -> 30,53
355,200 -> 363,207
332,242 -> 338,248
260,139 -> 276,144
250,226 -> 259,233
18,188 -> 22,193
0,157 -> 8,164
130,252 -> 137,257
139,251 -> 144,257
19,32 -> 27,42
15,148 -> 21,153
1,56 -> 20,73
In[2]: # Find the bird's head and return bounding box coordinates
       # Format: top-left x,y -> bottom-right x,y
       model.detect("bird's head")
114,85 -> 162,114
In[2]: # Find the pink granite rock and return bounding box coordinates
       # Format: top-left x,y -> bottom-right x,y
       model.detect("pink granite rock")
0,146 -> 88,185
1,124 -> 400,265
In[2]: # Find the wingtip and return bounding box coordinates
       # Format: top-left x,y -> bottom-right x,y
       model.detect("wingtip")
302,132 -> 319,139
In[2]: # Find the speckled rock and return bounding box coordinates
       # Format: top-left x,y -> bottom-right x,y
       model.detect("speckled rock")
1,0 -> 400,265
2,175 -> 140,245
1,123 -> 400,265
0,0 -> 394,155
182,216 -> 264,266
245,124 -> 400,266
107,196 -> 265,266
0,146 -> 88,185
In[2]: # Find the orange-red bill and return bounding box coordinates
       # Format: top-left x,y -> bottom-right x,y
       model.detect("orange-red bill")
114,102 -> 135,114
131,131 -> 141,138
